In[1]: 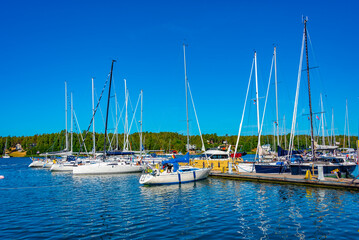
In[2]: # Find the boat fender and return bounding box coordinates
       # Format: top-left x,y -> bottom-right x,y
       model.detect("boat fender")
193,171 -> 196,180
178,173 -> 181,183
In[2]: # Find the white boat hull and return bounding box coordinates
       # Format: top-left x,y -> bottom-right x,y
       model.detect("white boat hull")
73,162 -> 143,175
29,160 -> 44,168
42,161 -> 54,168
50,163 -> 76,172
235,163 -> 255,173
139,168 -> 211,185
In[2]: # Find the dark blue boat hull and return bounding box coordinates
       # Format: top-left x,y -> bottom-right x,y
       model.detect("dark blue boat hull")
290,164 -> 357,176
255,164 -> 290,174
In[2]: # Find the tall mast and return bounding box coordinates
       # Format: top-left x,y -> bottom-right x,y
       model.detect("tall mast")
115,93 -> 119,150
331,108 -> 335,146
140,90 -> 143,158
284,115 -> 287,149
71,92 -> 73,153
183,43 -> 190,152
333,112 -> 336,146
274,47 -> 280,148
304,18 -> 315,160
320,93 -> 325,145
65,81 -> 68,151
124,79 -> 128,151
103,60 -> 116,159
346,99 -> 350,148
254,52 -> 260,144
273,122 -> 276,150
92,77 -> 96,156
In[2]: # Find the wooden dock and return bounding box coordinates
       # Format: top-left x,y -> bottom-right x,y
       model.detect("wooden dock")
209,171 -> 359,191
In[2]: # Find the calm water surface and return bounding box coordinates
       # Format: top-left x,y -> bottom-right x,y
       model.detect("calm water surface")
1,157 -> 359,239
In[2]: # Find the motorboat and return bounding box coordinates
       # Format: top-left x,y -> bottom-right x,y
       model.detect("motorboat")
29,158 -> 45,168
139,153 -> 211,185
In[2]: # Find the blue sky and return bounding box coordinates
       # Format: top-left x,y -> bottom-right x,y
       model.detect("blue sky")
1,0 -> 358,137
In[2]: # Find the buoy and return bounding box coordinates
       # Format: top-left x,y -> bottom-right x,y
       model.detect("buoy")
0,175 -> 4,179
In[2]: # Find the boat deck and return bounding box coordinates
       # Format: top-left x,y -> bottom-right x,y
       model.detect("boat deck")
210,171 -> 359,191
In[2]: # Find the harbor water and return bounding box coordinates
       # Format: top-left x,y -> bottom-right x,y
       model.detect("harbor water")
1,157 -> 359,239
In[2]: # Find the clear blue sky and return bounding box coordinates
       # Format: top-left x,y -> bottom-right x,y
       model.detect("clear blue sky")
1,0 -> 358,137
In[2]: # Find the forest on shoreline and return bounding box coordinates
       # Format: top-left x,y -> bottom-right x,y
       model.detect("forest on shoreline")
0,131 -> 357,156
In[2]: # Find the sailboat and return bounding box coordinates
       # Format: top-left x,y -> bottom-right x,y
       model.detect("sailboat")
289,18 -> 356,176
139,153 -> 210,185
30,82 -> 72,168
139,44 -> 211,185
73,60 -> 143,175
51,79 -> 100,172
2,139 -> 10,158
233,50 -> 278,173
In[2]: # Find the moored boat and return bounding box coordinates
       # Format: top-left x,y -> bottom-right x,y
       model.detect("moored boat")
73,161 -> 143,175
290,156 -> 357,176
2,139 -> 10,158
139,153 -> 211,185
29,158 -> 45,168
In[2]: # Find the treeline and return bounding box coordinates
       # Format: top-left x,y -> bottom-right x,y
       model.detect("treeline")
0,131 -> 357,156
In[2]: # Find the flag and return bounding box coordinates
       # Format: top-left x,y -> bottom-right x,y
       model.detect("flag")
316,115 -> 320,120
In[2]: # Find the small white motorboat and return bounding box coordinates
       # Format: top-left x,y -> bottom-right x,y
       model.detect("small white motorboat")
28,158 -> 45,168
139,153 -> 211,185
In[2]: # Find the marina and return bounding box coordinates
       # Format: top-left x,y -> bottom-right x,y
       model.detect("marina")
2,0 -> 359,239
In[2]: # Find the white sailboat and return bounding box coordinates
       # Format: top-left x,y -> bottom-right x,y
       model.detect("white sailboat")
139,44 -> 211,185
289,18 -> 356,176
73,60 -> 144,175
2,139 -> 10,158
233,51 -> 259,173
30,82 -> 70,168
139,153 -> 210,185
51,79 -> 98,172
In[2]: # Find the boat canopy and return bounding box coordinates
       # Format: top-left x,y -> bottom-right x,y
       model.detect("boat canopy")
106,151 -> 134,155
162,152 -> 190,164
67,155 -> 76,161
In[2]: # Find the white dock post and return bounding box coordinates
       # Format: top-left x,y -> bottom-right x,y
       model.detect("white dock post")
318,165 -> 324,180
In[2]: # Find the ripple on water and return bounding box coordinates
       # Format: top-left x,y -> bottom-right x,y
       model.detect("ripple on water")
2,158 -> 359,239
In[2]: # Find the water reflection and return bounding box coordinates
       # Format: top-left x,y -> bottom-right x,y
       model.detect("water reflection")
2,158 -> 359,239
